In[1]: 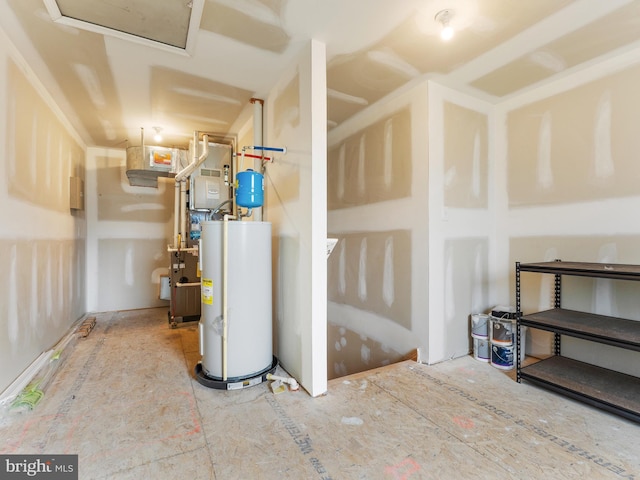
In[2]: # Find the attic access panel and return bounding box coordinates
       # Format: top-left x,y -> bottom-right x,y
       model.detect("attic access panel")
43,0 -> 204,55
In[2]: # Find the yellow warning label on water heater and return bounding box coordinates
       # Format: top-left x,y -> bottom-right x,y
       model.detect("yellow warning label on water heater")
202,279 -> 213,305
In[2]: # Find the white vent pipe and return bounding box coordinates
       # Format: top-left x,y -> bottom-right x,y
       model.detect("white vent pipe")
179,182 -> 188,248
173,181 -> 181,247
251,98 -> 264,222
176,132 -> 209,182
174,132 -> 209,248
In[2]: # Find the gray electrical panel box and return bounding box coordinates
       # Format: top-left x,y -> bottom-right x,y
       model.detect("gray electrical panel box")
190,142 -> 232,210
69,176 -> 84,210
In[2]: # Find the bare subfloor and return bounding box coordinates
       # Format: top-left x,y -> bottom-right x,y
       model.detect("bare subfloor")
1,308 -> 639,479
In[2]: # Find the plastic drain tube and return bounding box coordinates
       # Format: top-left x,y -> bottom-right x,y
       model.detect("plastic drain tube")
266,373 -> 299,391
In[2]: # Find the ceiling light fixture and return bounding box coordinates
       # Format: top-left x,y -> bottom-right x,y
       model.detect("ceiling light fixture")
153,127 -> 163,143
435,9 -> 455,41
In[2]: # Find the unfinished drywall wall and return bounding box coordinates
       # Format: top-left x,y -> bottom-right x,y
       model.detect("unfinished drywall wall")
442,237 -> 490,357
328,323 -> 405,377
328,230 -> 411,329
500,50 -> 640,377
264,40 -> 327,396
328,83 -> 492,373
328,83 -> 492,375
0,31 -> 86,394
96,238 -> 169,311
507,64 -> 640,206
327,108 -> 411,209
96,155 -> 174,222
327,82 -> 430,378
327,229 -> 413,377
86,149 -> 173,312
427,87 -> 493,364
443,102 -> 488,209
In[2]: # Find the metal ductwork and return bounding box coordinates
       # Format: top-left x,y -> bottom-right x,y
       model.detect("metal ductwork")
125,145 -> 187,188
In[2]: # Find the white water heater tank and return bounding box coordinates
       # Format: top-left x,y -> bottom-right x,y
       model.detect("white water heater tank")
199,221 -> 273,380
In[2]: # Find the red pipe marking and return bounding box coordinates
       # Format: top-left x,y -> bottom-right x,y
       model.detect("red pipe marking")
453,415 -> 475,429
1,414 -> 64,454
236,153 -> 272,161
384,457 -> 421,479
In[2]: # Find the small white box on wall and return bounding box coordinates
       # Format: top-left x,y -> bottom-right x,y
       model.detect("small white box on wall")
159,275 -> 171,300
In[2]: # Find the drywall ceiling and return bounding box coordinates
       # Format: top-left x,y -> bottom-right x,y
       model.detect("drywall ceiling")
1,0 -> 639,148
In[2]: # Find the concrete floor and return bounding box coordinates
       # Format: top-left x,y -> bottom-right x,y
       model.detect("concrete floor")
1,307 -> 639,479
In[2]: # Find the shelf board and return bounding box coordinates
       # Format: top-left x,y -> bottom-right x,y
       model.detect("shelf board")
518,261 -> 640,281
520,356 -> 640,423
520,308 -> 640,351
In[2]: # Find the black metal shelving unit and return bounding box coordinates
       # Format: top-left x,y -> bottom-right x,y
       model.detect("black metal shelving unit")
515,260 -> 640,423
